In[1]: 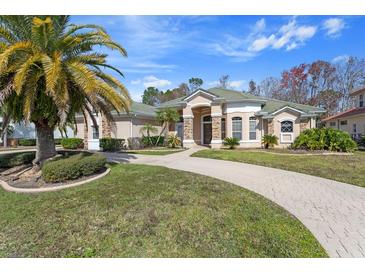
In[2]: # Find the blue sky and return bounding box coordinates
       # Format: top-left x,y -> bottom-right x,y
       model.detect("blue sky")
73,15 -> 365,101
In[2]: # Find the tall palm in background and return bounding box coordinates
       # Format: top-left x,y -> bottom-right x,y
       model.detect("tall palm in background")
0,16 -> 131,164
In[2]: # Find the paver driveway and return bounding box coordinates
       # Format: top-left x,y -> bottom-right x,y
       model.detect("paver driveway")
104,147 -> 365,258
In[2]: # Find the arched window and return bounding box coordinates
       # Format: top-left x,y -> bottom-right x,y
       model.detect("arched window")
232,117 -> 242,140
281,120 -> 293,133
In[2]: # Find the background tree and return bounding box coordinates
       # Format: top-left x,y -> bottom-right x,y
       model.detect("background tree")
316,89 -> 342,116
280,63 -> 309,104
258,77 -> 281,98
188,77 -> 203,92
248,80 -> 259,95
307,60 -> 336,101
155,108 -> 180,146
218,75 -> 230,88
333,56 -> 365,111
142,87 -> 161,106
0,16 -> 130,164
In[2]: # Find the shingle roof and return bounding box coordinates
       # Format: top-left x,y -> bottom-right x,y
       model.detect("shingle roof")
322,107 -> 365,121
159,87 -> 325,114
111,101 -> 156,117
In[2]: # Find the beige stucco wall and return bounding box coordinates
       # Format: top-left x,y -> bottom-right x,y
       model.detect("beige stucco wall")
131,117 -> 162,138
272,110 -> 301,147
353,90 -> 365,108
187,94 -> 212,108
224,111 -> 262,147
326,113 -> 365,135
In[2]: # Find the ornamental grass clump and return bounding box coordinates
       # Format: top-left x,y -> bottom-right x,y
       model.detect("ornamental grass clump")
223,137 -> 240,149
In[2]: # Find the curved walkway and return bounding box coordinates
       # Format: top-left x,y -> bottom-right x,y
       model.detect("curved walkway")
104,147 -> 365,258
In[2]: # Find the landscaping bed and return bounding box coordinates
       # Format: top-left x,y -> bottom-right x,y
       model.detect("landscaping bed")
0,164 -> 327,257
0,151 -> 107,190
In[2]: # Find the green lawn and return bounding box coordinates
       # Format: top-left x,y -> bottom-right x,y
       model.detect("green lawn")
0,164 -> 326,258
192,149 -> 365,188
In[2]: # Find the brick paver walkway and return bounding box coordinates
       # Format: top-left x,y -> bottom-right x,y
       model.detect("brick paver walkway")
104,147 -> 365,258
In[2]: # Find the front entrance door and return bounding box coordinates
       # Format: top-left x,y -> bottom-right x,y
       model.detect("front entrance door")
202,115 -> 212,145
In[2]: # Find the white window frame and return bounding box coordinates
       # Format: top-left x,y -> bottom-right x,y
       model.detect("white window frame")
280,120 -> 294,143
249,117 -> 257,140
231,117 -> 242,140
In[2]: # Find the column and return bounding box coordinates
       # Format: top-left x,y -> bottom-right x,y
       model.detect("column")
182,105 -> 194,148
211,103 -> 223,149
267,119 -> 274,134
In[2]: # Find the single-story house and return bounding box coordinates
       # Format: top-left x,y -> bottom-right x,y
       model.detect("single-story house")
75,101 -> 161,150
323,87 -> 365,139
77,87 -> 325,150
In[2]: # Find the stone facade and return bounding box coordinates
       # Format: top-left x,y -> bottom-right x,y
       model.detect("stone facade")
183,117 -> 193,140
300,118 -> 309,132
102,115 -> 111,138
267,119 -> 274,134
212,117 -> 221,140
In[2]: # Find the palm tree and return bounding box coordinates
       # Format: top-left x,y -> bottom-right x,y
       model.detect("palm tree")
0,16 -> 131,164
139,123 -> 158,146
155,108 -> 180,146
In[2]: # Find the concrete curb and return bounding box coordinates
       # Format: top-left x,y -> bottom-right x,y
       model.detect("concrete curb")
0,168 -> 110,193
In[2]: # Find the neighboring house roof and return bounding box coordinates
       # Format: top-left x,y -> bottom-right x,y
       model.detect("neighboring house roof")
111,101 -> 157,118
322,107 -> 365,122
159,87 -> 325,115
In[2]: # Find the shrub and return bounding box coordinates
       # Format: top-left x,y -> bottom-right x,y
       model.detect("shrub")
42,152 -> 106,183
54,138 -> 62,145
0,152 -> 35,168
141,136 -> 164,147
61,138 -> 84,149
223,137 -> 240,149
100,138 -> 125,151
18,138 -> 36,146
127,137 -> 145,150
292,128 -> 357,152
262,134 -> 279,149
168,134 -> 181,148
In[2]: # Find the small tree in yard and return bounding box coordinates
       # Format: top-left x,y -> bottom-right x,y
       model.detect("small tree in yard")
262,134 -> 278,149
223,137 -> 239,149
0,16 -> 131,166
155,108 -> 180,146
139,123 -> 158,146
168,133 -> 181,148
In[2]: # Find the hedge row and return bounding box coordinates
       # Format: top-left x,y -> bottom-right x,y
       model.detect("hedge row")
141,136 -> 164,147
42,152 -> 106,183
60,138 -> 84,149
0,152 -> 35,168
18,139 -> 36,146
99,138 -> 125,151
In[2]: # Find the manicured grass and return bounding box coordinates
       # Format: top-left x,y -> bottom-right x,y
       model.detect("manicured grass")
0,164 -> 326,258
192,149 -> 365,188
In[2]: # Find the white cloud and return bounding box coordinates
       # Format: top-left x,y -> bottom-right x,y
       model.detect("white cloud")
228,80 -> 245,89
253,18 -> 266,32
332,54 -> 350,63
131,79 -> 141,85
142,75 -> 171,88
210,17 -> 317,61
323,18 -> 345,38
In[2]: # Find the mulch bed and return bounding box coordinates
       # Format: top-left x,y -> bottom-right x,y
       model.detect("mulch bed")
0,164 -> 107,189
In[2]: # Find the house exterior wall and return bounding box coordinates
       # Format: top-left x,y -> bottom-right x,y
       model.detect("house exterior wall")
354,90 -> 365,108
325,113 -> 365,136
272,110 -> 302,147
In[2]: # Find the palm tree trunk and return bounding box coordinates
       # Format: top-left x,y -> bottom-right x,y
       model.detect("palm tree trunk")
34,121 -> 57,165
155,124 -> 166,146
